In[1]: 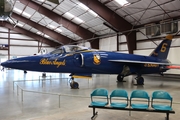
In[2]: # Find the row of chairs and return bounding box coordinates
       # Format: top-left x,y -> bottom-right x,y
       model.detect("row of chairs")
90,88 -> 173,111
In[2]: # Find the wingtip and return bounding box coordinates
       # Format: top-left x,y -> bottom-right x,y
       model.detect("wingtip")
166,34 -> 173,40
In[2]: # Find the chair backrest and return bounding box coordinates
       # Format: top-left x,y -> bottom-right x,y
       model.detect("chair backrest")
130,90 -> 149,100
110,89 -> 128,98
91,88 -> 108,97
152,91 -> 172,100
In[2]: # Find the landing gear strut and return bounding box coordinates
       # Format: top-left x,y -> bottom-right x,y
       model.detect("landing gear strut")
135,76 -> 144,85
117,74 -> 124,82
69,77 -> 79,89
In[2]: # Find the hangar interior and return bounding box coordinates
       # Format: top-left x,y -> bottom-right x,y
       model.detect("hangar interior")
0,0 -> 180,120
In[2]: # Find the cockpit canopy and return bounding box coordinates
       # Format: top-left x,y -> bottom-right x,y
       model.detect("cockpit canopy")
50,45 -> 90,55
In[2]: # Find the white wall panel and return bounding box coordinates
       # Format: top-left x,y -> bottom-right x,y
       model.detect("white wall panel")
10,46 -> 38,56
171,38 -> 180,46
0,50 -> 8,55
0,33 -> 8,37
119,35 -> 126,42
10,40 -> 38,46
119,44 -> 128,51
117,51 -> 129,54
0,39 -> 8,44
10,34 -> 34,40
136,29 -> 147,40
0,27 -> 8,32
100,36 -> 117,51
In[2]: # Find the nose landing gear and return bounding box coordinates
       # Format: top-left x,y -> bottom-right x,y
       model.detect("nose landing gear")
69,77 -> 79,89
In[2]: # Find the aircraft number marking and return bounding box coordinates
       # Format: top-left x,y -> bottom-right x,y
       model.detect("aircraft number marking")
144,64 -> 159,67
160,43 -> 168,52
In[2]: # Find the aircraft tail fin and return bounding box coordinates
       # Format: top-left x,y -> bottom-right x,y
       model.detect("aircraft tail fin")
149,35 -> 173,59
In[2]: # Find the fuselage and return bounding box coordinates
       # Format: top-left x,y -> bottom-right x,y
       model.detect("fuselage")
1,45 -> 169,76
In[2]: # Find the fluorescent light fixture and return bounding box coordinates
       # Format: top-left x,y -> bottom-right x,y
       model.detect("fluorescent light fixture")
13,7 -> 22,13
114,0 -> 130,6
48,24 -> 56,29
55,28 -> 62,33
78,3 -> 88,11
44,34 -> 50,38
37,0 -> 45,2
89,10 -> 98,17
78,3 -> 98,17
8,18 -> 13,23
17,23 -> 23,27
22,12 -> 31,18
64,12 -> 84,24
37,31 -> 43,35
74,17 -> 84,24
64,12 -> 75,19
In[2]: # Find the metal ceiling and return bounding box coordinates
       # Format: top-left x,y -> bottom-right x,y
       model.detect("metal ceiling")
0,0 -> 180,49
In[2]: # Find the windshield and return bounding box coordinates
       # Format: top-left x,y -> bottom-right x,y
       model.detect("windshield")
49,45 -> 89,55
49,48 -> 64,55
63,45 -> 89,53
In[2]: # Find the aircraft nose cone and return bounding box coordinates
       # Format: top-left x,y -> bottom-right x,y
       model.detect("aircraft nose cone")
0,57 -> 34,69
1,60 -> 17,68
1,61 -> 7,67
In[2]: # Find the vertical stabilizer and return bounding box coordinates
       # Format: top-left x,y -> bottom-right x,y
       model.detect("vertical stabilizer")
150,35 -> 172,59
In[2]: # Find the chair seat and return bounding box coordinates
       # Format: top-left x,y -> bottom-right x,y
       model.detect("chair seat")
131,103 -> 149,109
91,101 -> 108,107
152,104 -> 172,111
111,102 -> 127,108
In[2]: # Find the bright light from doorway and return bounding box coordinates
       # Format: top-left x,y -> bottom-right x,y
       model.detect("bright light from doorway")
114,0 -> 130,6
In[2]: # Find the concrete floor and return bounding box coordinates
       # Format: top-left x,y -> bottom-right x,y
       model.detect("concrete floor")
0,69 -> 180,120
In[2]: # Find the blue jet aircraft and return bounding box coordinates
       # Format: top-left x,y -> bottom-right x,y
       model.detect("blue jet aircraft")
1,35 -> 176,88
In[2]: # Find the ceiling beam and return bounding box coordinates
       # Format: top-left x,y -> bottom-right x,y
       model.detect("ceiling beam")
19,0 -> 98,40
79,0 -> 136,53
0,21 -> 60,47
12,12 -> 74,45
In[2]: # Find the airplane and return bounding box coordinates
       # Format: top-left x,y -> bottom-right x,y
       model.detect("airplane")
1,35 -> 177,88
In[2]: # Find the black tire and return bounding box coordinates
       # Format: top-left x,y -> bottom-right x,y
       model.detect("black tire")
137,77 -> 144,85
117,75 -> 124,82
70,81 -> 79,89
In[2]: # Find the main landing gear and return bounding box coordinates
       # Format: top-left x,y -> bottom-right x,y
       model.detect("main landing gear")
117,74 -> 144,85
69,77 -> 79,89
117,74 -> 124,82
134,76 -> 144,85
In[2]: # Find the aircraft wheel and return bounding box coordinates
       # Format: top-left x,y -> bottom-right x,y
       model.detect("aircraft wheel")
117,75 -> 124,82
136,77 -> 144,85
70,81 -> 79,89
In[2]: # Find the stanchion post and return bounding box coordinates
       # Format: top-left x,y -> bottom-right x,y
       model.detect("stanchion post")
17,85 -> 18,96
13,81 -> 14,91
59,95 -> 60,108
21,89 -> 23,102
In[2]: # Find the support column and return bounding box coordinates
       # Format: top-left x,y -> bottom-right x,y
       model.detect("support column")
8,29 -> 10,60
125,31 -> 136,54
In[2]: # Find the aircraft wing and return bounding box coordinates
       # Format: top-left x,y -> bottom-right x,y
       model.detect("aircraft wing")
108,59 -> 180,66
